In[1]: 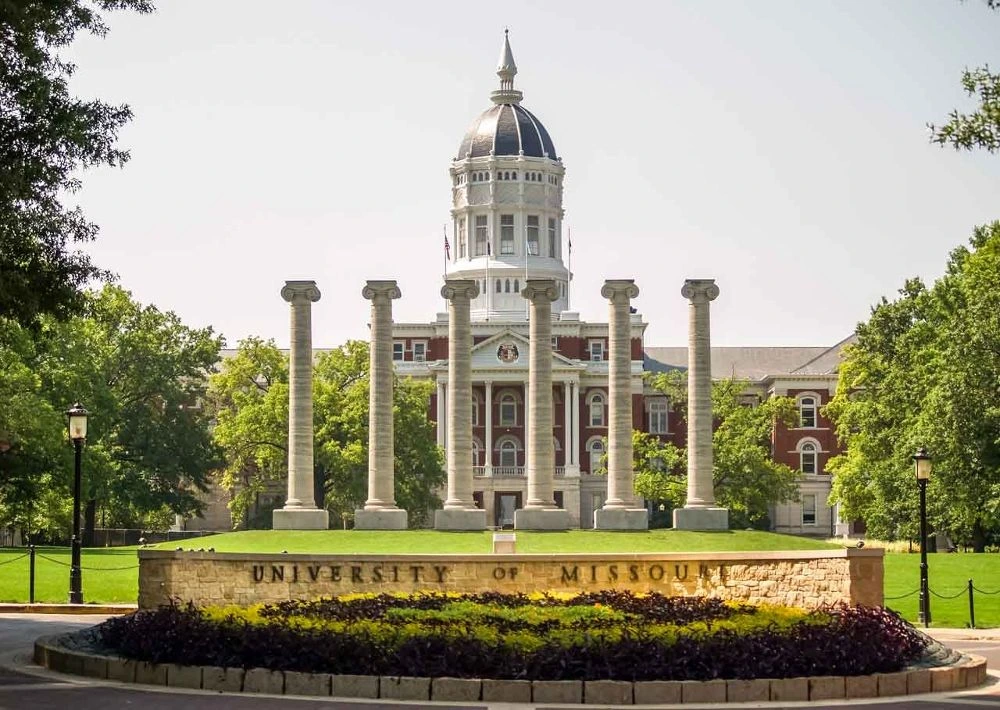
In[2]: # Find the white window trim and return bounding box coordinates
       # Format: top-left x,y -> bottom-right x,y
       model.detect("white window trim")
585,435 -> 605,474
471,393 -> 480,427
588,339 -> 605,362
796,392 -> 821,429
795,437 -> 823,475
801,494 -> 817,526
411,340 -> 428,363
392,341 -> 405,362
497,389 -> 520,427
587,390 -> 606,427
648,397 -> 669,435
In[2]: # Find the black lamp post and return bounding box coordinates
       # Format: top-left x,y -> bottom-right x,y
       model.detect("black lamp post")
912,446 -> 932,627
66,403 -> 88,605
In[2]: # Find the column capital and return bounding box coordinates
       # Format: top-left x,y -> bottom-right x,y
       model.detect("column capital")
281,280 -> 321,304
363,280 -> 402,302
441,279 -> 480,301
601,279 -> 640,303
681,279 -> 719,303
521,279 -> 559,303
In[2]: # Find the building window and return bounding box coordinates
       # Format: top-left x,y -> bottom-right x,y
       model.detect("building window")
471,440 -> 480,467
458,219 -> 466,258
799,440 -> 819,474
649,398 -> 668,434
799,395 -> 818,428
496,279 -> 502,293
802,494 -> 817,526
474,215 -> 488,256
505,279 -> 511,293
588,438 -> 605,474
511,171 -> 517,180
412,341 -> 427,362
526,216 -> 539,255
589,392 -> 606,427
471,395 -> 479,427
551,336 -> 558,349
500,214 -> 514,254
513,279 -> 519,293
392,341 -> 405,362
548,218 -> 557,258
499,439 -> 517,467
499,394 -> 517,426
589,340 -> 604,361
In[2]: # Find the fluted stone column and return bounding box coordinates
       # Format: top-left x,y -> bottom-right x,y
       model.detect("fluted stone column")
355,280 -> 407,530
595,279 -> 648,530
673,278 -> 729,531
515,279 -> 570,530
435,279 -> 486,530
273,280 -> 329,530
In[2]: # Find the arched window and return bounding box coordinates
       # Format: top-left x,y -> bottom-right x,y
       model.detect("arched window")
799,440 -> 819,474
471,395 -> 479,427
588,438 -> 605,474
471,440 -> 480,467
512,171 -> 517,180
513,279 -> 519,293
499,439 -> 518,467
798,395 -> 818,428
505,279 -> 511,293
588,391 -> 606,427
499,393 -> 517,426
496,279 -> 502,293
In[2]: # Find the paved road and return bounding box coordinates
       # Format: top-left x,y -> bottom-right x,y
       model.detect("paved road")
1,614 -> 999,709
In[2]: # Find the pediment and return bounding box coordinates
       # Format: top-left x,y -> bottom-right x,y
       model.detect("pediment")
461,329 -> 583,371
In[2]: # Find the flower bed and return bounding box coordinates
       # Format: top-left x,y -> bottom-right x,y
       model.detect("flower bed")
97,591 -> 926,682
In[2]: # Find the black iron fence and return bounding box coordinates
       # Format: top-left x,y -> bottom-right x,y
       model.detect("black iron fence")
885,579 -> 1000,628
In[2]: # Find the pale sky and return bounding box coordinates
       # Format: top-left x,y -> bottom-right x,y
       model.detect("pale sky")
65,1 -> 1000,349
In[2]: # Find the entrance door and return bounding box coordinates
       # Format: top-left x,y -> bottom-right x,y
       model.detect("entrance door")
494,491 -> 522,529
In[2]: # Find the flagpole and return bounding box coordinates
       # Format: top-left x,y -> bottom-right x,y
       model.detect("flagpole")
567,226 -> 572,312
442,224 -> 450,311
486,228 -> 491,322
524,220 -> 529,320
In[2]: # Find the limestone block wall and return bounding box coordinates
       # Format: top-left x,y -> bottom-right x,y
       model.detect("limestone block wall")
138,549 -> 883,609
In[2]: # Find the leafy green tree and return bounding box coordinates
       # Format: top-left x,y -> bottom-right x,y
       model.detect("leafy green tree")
827,223 -> 1000,550
0,1 -> 153,327
209,339 -> 445,528
929,2 -> 999,153
639,372 -> 799,528
0,285 -> 223,541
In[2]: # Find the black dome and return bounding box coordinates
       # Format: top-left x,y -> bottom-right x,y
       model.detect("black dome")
458,103 -> 558,160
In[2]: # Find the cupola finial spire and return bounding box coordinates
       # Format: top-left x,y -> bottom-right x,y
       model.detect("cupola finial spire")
491,29 -> 523,105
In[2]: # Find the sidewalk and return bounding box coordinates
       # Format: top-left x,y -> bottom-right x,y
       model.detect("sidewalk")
0,603 -> 135,615
926,627 -> 1000,641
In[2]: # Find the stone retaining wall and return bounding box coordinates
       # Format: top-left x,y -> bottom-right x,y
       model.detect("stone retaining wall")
138,548 -> 883,609
33,633 -> 988,704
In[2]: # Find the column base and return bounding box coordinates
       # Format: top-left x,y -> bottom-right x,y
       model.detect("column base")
594,507 -> 649,530
272,508 -> 329,530
434,508 -> 487,530
354,508 -> 408,530
514,507 -> 571,530
672,507 -> 729,531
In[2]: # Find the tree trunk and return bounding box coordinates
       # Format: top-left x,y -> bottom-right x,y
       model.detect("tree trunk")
972,520 -> 987,553
83,498 -> 97,547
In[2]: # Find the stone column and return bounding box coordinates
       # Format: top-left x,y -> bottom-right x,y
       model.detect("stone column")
355,280 -> 407,530
562,381 -> 571,467
571,381 -> 580,472
673,278 -> 729,531
436,381 -> 446,448
595,279 -> 648,530
435,280 -> 486,530
484,380 -> 493,476
273,280 -> 329,530
515,279 -> 570,530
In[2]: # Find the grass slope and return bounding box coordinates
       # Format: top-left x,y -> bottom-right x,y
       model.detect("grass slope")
150,529 -> 841,555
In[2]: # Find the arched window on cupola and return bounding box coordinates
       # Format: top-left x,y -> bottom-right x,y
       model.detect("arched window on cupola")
496,279 -> 502,293
513,279 -> 519,293
505,279 -> 511,293
512,171 -> 517,180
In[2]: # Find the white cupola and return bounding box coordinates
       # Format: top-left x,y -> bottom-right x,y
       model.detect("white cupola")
446,30 -> 570,321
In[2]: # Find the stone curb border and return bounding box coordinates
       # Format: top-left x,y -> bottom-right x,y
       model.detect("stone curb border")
33,634 -> 988,705
0,604 -> 135,615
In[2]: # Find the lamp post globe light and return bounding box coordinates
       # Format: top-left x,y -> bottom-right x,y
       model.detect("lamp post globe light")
912,446 -> 932,627
66,403 -> 88,605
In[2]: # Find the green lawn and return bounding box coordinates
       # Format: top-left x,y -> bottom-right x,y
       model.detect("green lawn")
149,529 -> 841,555
3,534 -> 998,628
0,547 -> 139,604
883,552 -> 1000,629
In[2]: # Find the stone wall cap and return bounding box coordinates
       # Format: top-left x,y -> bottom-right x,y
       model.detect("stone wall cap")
139,548 -> 882,562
